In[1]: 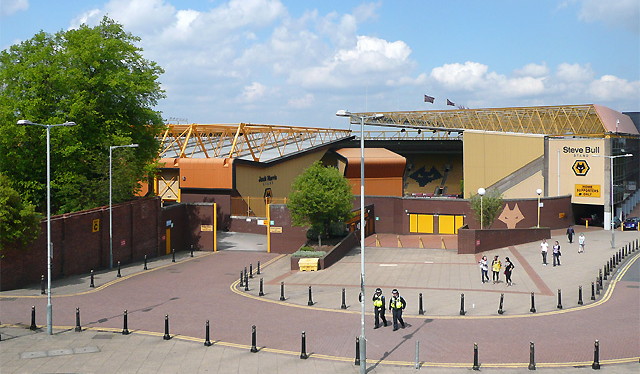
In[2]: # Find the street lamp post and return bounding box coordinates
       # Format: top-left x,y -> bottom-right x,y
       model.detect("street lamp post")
18,119 -> 77,335
477,188 -> 486,229
594,153 -> 633,248
536,189 -> 543,228
336,110 -> 383,374
109,144 -> 139,269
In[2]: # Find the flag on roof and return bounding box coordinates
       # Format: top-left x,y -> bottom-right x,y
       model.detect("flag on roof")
446,99 -> 455,106
424,95 -> 435,103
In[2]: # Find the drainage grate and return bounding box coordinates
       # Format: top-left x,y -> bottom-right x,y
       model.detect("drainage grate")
92,334 -> 113,339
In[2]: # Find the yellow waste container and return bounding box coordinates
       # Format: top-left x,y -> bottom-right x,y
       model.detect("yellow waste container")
298,258 -> 319,271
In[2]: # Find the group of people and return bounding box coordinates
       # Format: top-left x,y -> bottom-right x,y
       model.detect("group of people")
371,288 -> 407,331
539,226 -> 586,267
478,255 -> 515,286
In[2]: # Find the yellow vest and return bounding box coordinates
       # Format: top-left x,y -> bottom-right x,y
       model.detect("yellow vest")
391,297 -> 403,309
373,296 -> 383,307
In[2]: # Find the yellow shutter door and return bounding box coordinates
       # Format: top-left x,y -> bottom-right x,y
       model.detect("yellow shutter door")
418,214 -> 434,233
454,215 -> 465,234
438,215 -> 455,234
410,214 -> 418,233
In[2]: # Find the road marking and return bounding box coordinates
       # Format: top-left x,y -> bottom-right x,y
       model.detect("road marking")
379,264 -> 398,267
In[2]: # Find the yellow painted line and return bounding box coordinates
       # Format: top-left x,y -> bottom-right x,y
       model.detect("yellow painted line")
1,323 -> 638,369
234,252 -> 640,319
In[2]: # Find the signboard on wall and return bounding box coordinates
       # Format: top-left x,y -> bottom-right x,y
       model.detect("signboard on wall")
575,184 -> 601,198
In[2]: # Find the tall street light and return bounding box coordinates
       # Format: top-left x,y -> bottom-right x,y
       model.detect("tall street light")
477,188 -> 486,229
18,119 -> 77,335
336,110 -> 383,374
109,144 -> 139,269
536,189 -> 543,228
593,153 -> 633,248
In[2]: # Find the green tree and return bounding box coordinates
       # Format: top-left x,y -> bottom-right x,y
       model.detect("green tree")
0,174 -> 41,252
0,17 -> 165,214
470,188 -> 504,229
288,161 -> 353,238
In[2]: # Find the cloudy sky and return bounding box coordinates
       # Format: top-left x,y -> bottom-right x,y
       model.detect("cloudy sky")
1,0 -> 639,128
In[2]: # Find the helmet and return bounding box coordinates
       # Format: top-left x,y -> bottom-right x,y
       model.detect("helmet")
375,288 -> 382,293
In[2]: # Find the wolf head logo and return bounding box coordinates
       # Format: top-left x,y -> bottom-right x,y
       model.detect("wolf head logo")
498,203 -> 525,229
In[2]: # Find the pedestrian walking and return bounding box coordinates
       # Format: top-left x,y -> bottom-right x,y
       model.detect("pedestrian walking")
504,257 -> 515,286
578,233 -> 586,253
491,255 -> 502,283
540,238 -> 549,265
553,240 -> 561,266
372,288 -> 388,329
478,256 -> 489,283
388,289 -> 406,331
566,225 -> 575,243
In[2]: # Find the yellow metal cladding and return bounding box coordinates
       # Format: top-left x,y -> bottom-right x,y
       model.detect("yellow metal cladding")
159,123 -> 351,161
351,105 -> 607,136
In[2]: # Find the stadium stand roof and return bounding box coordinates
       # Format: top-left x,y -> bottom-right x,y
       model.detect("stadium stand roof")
347,104 -> 638,136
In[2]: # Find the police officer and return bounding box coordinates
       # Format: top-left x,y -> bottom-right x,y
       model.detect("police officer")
372,288 -> 388,329
389,289 -> 406,331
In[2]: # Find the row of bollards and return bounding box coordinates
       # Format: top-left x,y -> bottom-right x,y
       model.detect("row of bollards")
23,304 -> 610,369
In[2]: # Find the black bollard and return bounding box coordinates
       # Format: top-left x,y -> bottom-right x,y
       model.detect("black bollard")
239,271 -> 244,287
341,288 -> 347,309
144,255 -> 148,270
578,285 -> 583,305
204,320 -> 212,346
250,325 -> 258,353
557,289 -> 563,309
598,269 -> 602,285
528,341 -> 536,370
117,261 -> 122,278
122,310 -> 130,335
257,261 -> 261,275
459,293 -> 466,315
604,264 -> 608,280
591,282 -> 596,301
598,272 -> 603,290
258,278 -> 264,296
307,286 -> 314,306
163,314 -> 171,340
90,269 -> 95,288
244,266 -> 248,281
592,340 -> 600,369
280,281 -> 285,301
75,307 -> 82,332
300,331 -> 308,359
530,292 -> 536,313
418,293 -> 424,315
355,337 -> 361,366
244,273 -> 249,292
30,306 -> 37,330
249,263 -> 253,278
498,293 -> 504,315
190,245 -> 194,258
472,342 -> 480,370
596,277 -> 601,295
41,275 -> 45,295
172,248 -> 175,263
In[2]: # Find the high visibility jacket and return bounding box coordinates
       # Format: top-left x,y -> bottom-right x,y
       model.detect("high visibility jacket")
492,260 -> 501,272
389,296 -> 406,310
372,295 -> 384,308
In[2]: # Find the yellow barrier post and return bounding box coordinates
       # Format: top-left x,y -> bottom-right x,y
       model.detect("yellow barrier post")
213,203 -> 217,252
419,237 -> 424,248
375,234 -> 381,247
441,237 -> 447,249
267,203 -> 271,253
586,220 -> 589,229
397,235 -> 402,248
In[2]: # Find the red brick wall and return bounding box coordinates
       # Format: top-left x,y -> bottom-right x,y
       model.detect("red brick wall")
458,228 -> 551,254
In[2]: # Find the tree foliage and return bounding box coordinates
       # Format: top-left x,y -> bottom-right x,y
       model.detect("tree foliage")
0,17 -> 165,214
470,188 -> 504,229
288,161 -> 353,237
0,174 -> 41,251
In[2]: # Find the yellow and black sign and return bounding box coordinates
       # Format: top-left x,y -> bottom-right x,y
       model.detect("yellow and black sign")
201,225 -> 213,232
269,226 -> 283,233
92,219 -> 100,232
575,184 -> 601,197
572,159 -> 590,176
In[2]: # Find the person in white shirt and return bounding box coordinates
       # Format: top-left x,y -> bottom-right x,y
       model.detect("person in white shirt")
540,238 -> 549,265
578,233 -> 586,253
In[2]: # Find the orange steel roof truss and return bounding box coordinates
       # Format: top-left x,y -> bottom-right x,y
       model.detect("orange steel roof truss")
351,105 -> 607,136
159,123 -> 351,161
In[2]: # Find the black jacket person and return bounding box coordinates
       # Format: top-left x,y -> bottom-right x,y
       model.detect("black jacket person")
372,288 -> 388,328
388,289 -> 406,331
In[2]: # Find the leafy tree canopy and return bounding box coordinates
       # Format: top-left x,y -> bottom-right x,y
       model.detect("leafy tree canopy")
288,161 -> 353,237
0,17 -> 165,214
0,174 -> 41,251
470,188 -> 504,229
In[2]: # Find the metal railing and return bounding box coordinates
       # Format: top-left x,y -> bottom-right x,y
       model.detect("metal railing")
231,197 -> 288,217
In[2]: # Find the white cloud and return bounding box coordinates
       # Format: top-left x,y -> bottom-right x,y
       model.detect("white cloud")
588,75 -> 640,100
577,0 -> 639,33
288,93 -> 315,108
1,0 -> 28,17
556,63 -> 594,82
514,63 -> 549,78
239,82 -> 267,102
430,62 -> 489,91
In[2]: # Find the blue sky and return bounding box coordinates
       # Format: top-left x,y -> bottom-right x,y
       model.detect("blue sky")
1,0 -> 639,128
